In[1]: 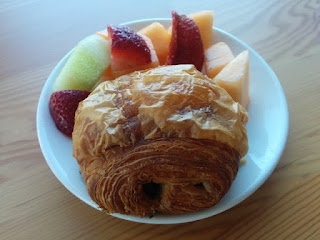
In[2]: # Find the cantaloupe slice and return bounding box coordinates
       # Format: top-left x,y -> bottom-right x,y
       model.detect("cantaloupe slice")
167,11 -> 214,50
96,29 -> 109,41
188,11 -> 214,49
100,65 -> 112,81
111,34 -> 159,79
138,22 -> 170,65
205,42 -> 234,78
167,25 -> 172,41
92,65 -> 112,89
214,50 -> 250,108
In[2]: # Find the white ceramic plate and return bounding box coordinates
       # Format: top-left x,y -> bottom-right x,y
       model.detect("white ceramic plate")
37,19 -> 289,224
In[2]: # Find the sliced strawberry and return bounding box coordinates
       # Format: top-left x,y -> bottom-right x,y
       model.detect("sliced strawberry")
107,25 -> 152,72
49,90 -> 90,137
166,12 -> 178,67
166,11 -> 204,71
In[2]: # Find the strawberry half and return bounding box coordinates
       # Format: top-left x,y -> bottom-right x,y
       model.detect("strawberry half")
49,90 -> 90,137
108,25 -> 152,72
166,11 -> 204,71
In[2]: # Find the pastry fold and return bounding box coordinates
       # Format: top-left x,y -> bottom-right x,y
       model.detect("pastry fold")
73,65 -> 248,217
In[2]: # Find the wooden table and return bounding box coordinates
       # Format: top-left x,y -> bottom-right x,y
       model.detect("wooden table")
1,0 -> 319,239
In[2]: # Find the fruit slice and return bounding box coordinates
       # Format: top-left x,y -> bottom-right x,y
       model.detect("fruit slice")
166,11 -> 204,71
96,29 -> 109,41
167,11 -> 214,50
108,25 -> 159,78
49,90 -> 90,137
100,65 -> 113,80
138,22 -> 170,65
205,42 -> 234,78
54,35 -> 110,92
214,50 -> 250,108
112,34 -> 159,78
108,25 -> 151,70
92,65 -> 113,90
188,11 -> 214,50
167,26 -> 172,41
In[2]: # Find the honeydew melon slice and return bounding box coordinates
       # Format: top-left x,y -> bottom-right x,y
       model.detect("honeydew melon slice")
54,35 -> 110,92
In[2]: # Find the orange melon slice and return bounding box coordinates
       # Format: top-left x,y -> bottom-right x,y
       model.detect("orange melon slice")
214,50 -> 250,108
167,25 -> 172,41
167,11 -> 214,50
96,29 -> 109,41
100,65 -> 112,80
138,22 -> 170,65
188,11 -> 214,49
205,42 -> 234,78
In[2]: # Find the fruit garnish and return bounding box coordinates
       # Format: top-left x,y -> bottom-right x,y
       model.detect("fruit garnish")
54,35 -> 110,92
49,90 -> 90,137
110,33 -> 159,79
138,22 -> 170,65
96,29 -> 109,41
107,25 -> 152,73
167,11 -> 214,50
166,11 -> 204,71
99,65 -> 113,81
111,33 -> 159,79
214,50 -> 250,109
205,42 -> 234,78
188,11 -> 214,50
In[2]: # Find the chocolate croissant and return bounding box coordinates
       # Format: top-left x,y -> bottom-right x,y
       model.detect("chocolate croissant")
73,65 -> 248,217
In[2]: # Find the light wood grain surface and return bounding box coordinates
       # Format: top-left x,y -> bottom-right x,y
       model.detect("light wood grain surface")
1,0 -> 320,239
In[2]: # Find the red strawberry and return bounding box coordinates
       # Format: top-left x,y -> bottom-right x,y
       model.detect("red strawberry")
166,11 -> 204,71
107,25 -> 152,72
49,90 -> 90,137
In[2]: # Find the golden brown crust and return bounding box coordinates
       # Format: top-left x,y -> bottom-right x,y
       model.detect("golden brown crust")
81,138 -> 239,216
73,65 -> 248,216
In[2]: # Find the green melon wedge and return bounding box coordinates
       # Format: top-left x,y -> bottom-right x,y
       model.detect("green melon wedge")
54,35 -> 110,92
